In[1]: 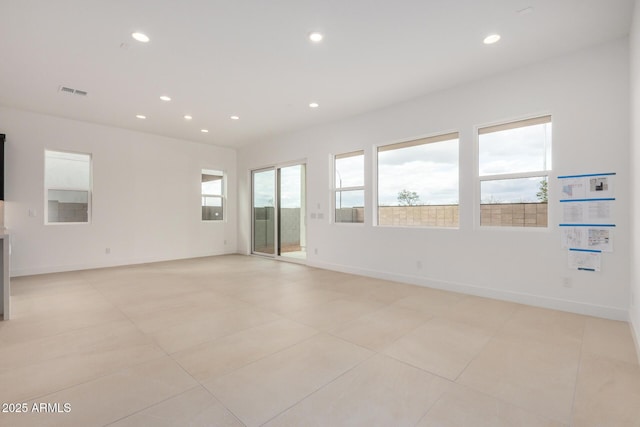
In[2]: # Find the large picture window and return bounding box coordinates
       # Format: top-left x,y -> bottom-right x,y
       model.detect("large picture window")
45,150 -> 92,224
377,132 -> 459,227
334,151 -> 364,223
478,115 -> 552,227
202,169 -> 224,221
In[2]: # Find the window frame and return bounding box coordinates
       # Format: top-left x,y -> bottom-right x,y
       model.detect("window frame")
44,149 -> 92,225
201,169 -> 225,222
375,131 -> 460,228
332,150 -> 365,224
476,114 -> 552,230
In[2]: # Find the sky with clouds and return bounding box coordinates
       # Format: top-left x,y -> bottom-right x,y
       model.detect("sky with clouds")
378,138 -> 459,205
252,122 -> 551,208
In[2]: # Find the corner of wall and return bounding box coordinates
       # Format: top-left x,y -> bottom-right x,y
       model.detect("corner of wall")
629,0 -> 640,364
631,307 -> 640,364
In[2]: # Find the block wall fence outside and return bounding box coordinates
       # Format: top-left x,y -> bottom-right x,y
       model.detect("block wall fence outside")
480,203 -> 548,227
379,205 -> 458,227
253,208 -> 301,253
48,201 -> 88,223
338,203 -> 547,227
336,207 -> 365,223
202,206 -> 224,221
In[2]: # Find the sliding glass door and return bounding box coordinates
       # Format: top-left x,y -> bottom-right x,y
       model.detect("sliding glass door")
252,163 -> 306,260
278,164 -> 306,260
252,168 -> 276,255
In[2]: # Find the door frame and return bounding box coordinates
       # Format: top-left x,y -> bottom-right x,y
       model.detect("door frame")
250,160 -> 307,262
251,167 -> 277,257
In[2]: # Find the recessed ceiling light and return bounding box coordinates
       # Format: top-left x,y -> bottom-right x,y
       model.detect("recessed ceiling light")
160,95 -> 171,101
309,102 -> 319,108
184,115 -> 193,120
230,115 -> 240,120
483,34 -> 501,45
201,129 -> 209,133
135,114 -> 146,119
309,32 -> 324,42
131,32 -> 150,43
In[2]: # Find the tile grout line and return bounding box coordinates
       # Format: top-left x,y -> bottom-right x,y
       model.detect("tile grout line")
199,387 -> 248,427
12,349 -> 170,414
1,277 -> 170,406
568,318 -> 588,427
170,324 -> 323,385
412,391 -> 448,427
452,304 -> 523,383
7,255 -> 631,426
256,350 -> 378,427
102,385 -> 226,427
88,276 -> 174,360
190,330 -> 323,388
84,274 -> 210,425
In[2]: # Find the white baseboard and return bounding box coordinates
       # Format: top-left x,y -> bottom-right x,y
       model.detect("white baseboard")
13,253 -> 630,323
10,250 -> 239,277
308,259 -> 628,321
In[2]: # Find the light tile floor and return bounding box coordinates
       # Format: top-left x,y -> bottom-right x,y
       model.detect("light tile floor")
1,255 -> 639,427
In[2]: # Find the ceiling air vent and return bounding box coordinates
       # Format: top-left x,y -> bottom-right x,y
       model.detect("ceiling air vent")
58,86 -> 88,97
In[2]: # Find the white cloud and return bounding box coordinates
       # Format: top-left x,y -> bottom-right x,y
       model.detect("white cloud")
378,139 -> 459,205
479,123 -> 551,175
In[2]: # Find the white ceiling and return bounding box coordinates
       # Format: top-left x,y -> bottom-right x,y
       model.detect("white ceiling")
0,0 -> 634,148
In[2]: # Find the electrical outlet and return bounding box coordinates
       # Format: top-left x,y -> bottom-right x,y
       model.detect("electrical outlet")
562,277 -> 572,288
416,260 -> 423,269
314,248 -> 318,255
105,248 -> 111,255
28,208 -> 37,217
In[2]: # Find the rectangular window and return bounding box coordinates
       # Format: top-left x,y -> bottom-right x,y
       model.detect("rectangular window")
478,115 -> 551,227
202,169 -> 224,221
377,132 -> 459,227
45,150 -> 91,224
334,151 -> 364,223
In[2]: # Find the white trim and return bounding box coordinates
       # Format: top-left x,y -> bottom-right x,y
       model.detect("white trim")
474,111 -> 554,135
335,185 -> 364,192
250,167 -> 276,257
374,131 -> 460,228
308,258 -> 628,321
332,150 -> 365,224
249,161 -> 308,261
10,250 -> 239,277
44,149 -> 92,225
375,224 -> 460,231
201,169 -> 225,222
475,113 -> 553,230
479,171 -> 549,181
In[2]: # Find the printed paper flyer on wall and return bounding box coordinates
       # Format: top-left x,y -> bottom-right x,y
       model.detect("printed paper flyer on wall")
560,199 -> 614,224
568,249 -> 601,272
558,173 -> 615,200
560,225 -> 614,252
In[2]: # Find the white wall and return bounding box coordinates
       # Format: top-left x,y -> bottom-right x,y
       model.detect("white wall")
238,38 -> 631,320
1,107 -> 237,276
630,0 -> 640,358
